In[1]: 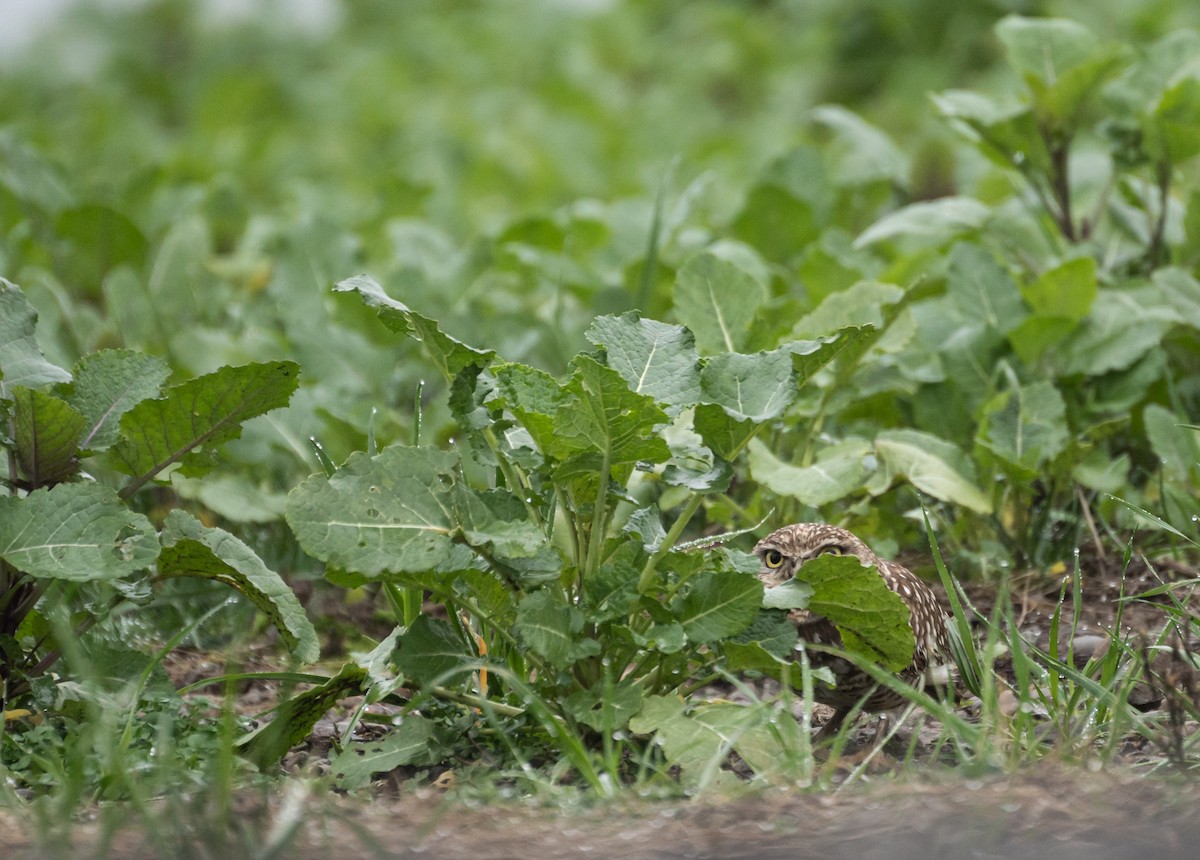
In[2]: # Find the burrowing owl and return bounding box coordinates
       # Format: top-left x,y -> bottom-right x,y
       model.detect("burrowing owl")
754,523 -> 950,734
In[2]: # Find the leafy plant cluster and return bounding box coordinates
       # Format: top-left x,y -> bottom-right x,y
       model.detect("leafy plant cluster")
2,2 -> 1200,799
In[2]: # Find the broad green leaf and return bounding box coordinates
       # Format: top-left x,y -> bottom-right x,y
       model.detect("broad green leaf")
875,429 -> 992,513
584,539 -> 645,622
759,579 -> 814,611
946,243 -> 1027,334
692,403 -> 757,461
747,437 -> 868,507
62,349 -> 171,451
811,105 -> 906,186
783,554 -> 915,672
111,361 -> 299,493
789,325 -> 882,387
674,569 -> 762,643
564,680 -> 644,732
335,274 -> 495,380
171,473 -> 287,524
1056,291 -> 1173,376
552,354 -> 670,466
699,348 -> 795,423
1144,405 -> 1200,481
394,615 -> 474,686
1020,257 -> 1096,321
853,198 -> 990,248
12,387 -> 86,486
0,132 -> 73,213
0,483 -> 158,581
1149,75 -> 1200,165
1105,30 -> 1200,116
237,663 -> 367,768
159,510 -> 319,664
285,445 -> 545,578
330,716 -> 440,790
977,379 -> 1068,476
730,183 -> 819,263
0,278 -> 71,389
515,590 -> 601,667
585,312 -> 702,408
931,90 -> 1048,172
730,609 -> 800,661
673,253 -> 767,354
630,700 -> 773,790
791,281 -> 904,340
492,362 -> 569,456
55,204 -> 148,294
996,16 -> 1100,90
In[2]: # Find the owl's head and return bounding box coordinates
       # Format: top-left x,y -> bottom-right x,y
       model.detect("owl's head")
753,523 -> 879,588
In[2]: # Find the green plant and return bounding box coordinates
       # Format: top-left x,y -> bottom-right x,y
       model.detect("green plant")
0,278 -> 317,713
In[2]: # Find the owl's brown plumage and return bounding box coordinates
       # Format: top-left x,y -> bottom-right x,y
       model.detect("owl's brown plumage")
754,523 -> 950,733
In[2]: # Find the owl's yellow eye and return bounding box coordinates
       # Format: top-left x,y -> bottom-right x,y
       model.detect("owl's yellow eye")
762,549 -> 784,568
820,545 -> 843,557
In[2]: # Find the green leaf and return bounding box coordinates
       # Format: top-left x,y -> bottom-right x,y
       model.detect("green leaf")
730,609 -> 799,661
785,554 -> 915,672
875,429 -> 992,513
1056,291 -> 1173,376
673,253 -> 767,354
854,197 -> 990,248
237,663 -> 367,768
1020,257 -> 1096,322
585,312 -> 702,408
330,716 -> 441,790
747,437 -> 869,507
335,274 -> 495,381
692,403 -> 757,461
0,483 -> 158,581
394,615 -> 474,686
811,105 -> 906,186
674,569 -> 762,643
0,278 -> 71,389
699,348 -> 796,423
159,510 -> 319,664
12,387 -> 86,486
584,539 -> 643,622
285,445 -> 546,578
492,362 -> 569,456
759,579 -> 814,611
515,590 -> 601,667
564,680 -> 644,732
1150,75 -> 1200,165
111,361 -> 299,494
946,243 -> 1027,334
63,349 -> 171,451
552,354 -> 671,466
791,281 -> 904,340
977,379 -> 1068,476
1144,405 -> 1200,481
55,204 -> 148,293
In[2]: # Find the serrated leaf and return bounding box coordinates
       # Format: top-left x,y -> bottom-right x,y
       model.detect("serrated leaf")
729,610 -> 799,660
285,445 -> 545,578
330,716 -> 440,790
946,243 -> 1027,334
492,362 -> 570,456
674,253 -> 767,354
516,590 -> 601,667
237,663 -> 367,768
63,349 -> 171,451
0,278 -> 71,389
553,354 -> 671,466
159,510 -> 319,664
786,554 -> 915,672
564,681 -> 644,733
12,387 -> 86,486
0,483 -> 158,581
692,403 -> 757,461
699,348 -> 796,423
335,274 -> 495,380
875,429 -> 992,513
747,437 -> 868,507
584,539 -> 644,622
854,197 -> 990,248
585,312 -> 702,408
759,579 -> 814,611
111,361 -> 299,494
791,281 -> 904,340
977,379 -> 1068,476
674,570 -> 762,643
394,615 -> 474,686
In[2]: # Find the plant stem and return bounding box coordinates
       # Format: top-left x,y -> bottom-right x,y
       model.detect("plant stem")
637,492 -> 705,593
